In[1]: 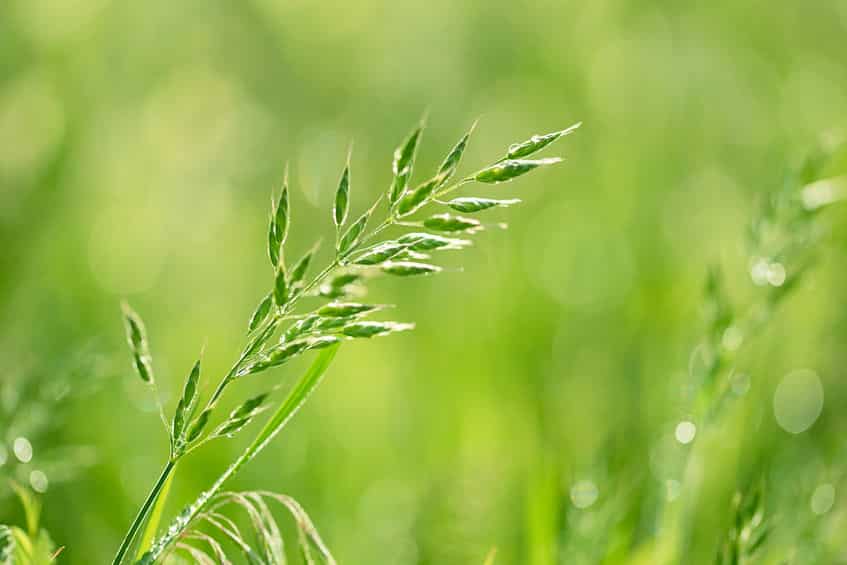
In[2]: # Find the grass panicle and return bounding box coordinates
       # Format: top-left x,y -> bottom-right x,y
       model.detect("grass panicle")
112,116 -> 579,563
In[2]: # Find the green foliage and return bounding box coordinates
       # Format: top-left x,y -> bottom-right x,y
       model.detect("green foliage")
388,123 -> 424,205
3,5 -> 847,561
1,483 -> 59,565
121,304 -> 154,385
108,117 -> 573,563
714,485 -> 771,565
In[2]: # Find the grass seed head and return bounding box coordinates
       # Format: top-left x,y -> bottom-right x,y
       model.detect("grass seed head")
506,122 -> 581,159
121,303 -> 155,384
247,293 -> 273,333
473,157 -> 562,184
436,122 -> 476,187
389,124 -> 423,204
381,261 -> 442,276
422,213 -> 482,233
172,359 -> 202,446
341,321 -> 414,338
394,249 -> 431,261
334,158 -> 351,228
304,335 -> 342,350
186,409 -> 211,443
318,302 -> 381,318
337,204 -> 375,256
396,176 -> 440,217
446,197 -> 521,213
289,242 -> 319,289
282,314 -> 320,342
397,232 -> 471,251
273,264 -> 289,306
353,242 -> 407,265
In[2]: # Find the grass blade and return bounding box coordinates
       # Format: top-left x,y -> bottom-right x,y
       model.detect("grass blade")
388,123 -> 424,204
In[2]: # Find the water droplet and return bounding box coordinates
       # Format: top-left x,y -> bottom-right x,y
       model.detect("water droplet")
665,479 -> 681,501
750,257 -> 770,286
730,371 -> 751,396
802,178 -> 846,210
29,470 -> 48,493
675,421 -> 697,444
766,262 -> 786,287
570,480 -> 599,509
773,369 -> 824,434
811,483 -> 835,515
721,326 -> 743,352
13,437 -> 33,463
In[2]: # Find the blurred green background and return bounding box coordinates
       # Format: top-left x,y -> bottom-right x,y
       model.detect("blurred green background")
2,0 -> 847,563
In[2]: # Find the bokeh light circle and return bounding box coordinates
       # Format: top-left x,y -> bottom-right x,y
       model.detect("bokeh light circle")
570,480 -> 599,509
773,369 -> 824,434
811,483 -> 835,515
675,421 -> 697,444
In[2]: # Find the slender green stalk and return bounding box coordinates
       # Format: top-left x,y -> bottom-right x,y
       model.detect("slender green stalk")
135,468 -> 175,561
139,346 -> 339,563
112,460 -> 176,565
116,256 -> 345,563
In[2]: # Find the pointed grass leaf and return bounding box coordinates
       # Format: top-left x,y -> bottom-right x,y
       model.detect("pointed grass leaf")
212,394 -> 268,438
397,232 -> 471,251
313,316 -> 350,332
273,265 -> 288,307
506,122 -> 581,159
187,409 -> 211,443
267,170 -> 290,268
338,200 -> 379,256
318,302 -> 381,317
275,174 -> 290,246
437,121 -> 476,186
244,319 -> 279,360
446,197 -> 521,213
306,335 -> 342,350
122,303 -> 155,384
328,272 -> 362,287
333,162 -> 350,228
394,249 -> 431,261
283,313 -> 320,343
132,355 -> 155,386
341,321 -> 414,338
353,241 -> 407,265
381,261 -> 442,276
388,124 -> 423,204
173,360 -> 202,446
289,241 -> 320,289
267,212 -> 281,268
473,158 -> 562,184
318,283 -> 359,299
247,294 -> 273,333
396,176 -> 440,217
422,213 -> 482,233
244,340 -> 311,375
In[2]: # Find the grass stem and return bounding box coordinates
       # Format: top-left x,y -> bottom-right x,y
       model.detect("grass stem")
111,459 -> 176,565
